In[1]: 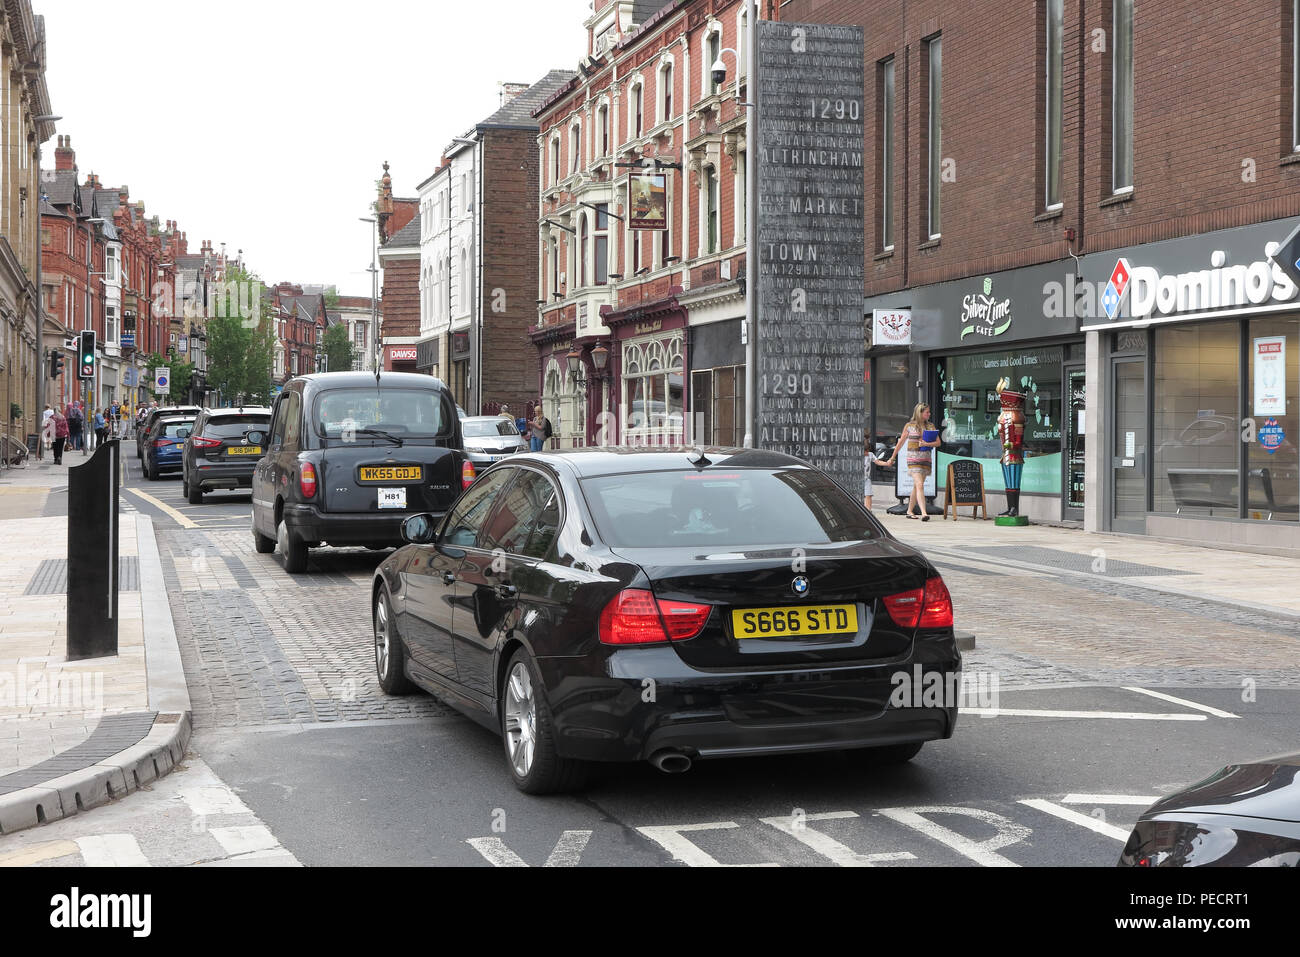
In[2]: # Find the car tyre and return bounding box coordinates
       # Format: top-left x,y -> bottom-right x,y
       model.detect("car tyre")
186,477 -> 203,505
277,518 -> 309,573
861,741 -> 924,765
143,458 -> 154,481
374,588 -> 415,695
252,516 -> 276,554
501,648 -> 588,795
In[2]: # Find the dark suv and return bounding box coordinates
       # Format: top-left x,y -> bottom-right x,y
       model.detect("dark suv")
136,405 -> 201,460
181,407 -> 273,504
250,372 -> 470,572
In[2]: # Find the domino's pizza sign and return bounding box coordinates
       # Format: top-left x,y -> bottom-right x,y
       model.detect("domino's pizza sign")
1102,257 -> 1131,320
1259,418 -> 1285,455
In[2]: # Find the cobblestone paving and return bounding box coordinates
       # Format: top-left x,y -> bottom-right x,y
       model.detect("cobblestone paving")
161,529 -> 452,730
159,528 -> 1300,732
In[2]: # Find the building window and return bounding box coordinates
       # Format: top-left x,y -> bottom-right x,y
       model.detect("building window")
594,204 -> 610,285
707,29 -> 722,96
577,216 -> 588,287
632,81 -> 644,138
734,152 -> 746,244
1248,317 -> 1299,521
623,336 -> 684,442
550,236 -> 560,297
1153,322 -> 1239,515
690,365 -> 745,446
1294,1 -> 1300,150
659,61 -> 674,121
925,35 -> 942,239
551,136 -> 561,185
880,57 -> 895,249
1046,0 -> 1064,208
704,165 -> 719,254
1113,0 -> 1134,191
570,123 -> 581,173
738,6 -> 748,79
106,305 -> 118,346
597,103 -> 609,156
460,248 -> 469,310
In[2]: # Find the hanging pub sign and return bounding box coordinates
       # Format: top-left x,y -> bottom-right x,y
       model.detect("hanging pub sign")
628,173 -> 667,230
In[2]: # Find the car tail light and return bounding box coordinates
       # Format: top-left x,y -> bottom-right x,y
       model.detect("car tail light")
883,576 -> 953,629
299,462 -> 318,499
152,438 -> 170,448
191,436 -> 222,449
598,588 -> 712,645
462,460 -> 476,489
918,576 -> 953,629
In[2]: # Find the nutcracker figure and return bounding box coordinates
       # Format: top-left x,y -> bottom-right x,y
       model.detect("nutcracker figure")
996,378 -> 1027,517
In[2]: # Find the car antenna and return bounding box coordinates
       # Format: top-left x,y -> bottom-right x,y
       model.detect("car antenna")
687,446 -> 712,469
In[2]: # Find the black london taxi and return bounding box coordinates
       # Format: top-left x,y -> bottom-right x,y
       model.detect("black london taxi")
250,372 -> 472,572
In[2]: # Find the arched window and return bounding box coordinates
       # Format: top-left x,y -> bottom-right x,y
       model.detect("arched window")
630,78 -> 644,138
550,135 -> 561,185
459,247 -> 469,312
596,103 -> 609,156
576,215 -> 587,288
570,122 -> 581,173
659,60 -> 674,121
705,21 -> 723,96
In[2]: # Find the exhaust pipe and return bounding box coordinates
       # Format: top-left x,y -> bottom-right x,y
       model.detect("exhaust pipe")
650,750 -> 693,774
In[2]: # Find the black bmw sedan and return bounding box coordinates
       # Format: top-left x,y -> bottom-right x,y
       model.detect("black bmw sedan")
372,447 -> 961,794
1119,752 -> 1300,866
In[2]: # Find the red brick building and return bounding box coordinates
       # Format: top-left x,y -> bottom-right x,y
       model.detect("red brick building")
268,283 -> 326,382
376,165 -> 420,374
532,0 -> 761,447
787,0 -> 1300,550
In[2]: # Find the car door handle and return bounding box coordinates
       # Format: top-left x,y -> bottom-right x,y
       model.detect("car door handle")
442,571 -> 456,585
495,583 -> 517,600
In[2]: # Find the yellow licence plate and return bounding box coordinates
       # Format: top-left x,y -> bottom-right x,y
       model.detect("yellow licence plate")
731,604 -> 859,639
227,446 -> 262,455
359,465 -> 423,483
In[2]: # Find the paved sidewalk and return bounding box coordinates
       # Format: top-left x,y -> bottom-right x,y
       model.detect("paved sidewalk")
879,509 -> 1300,617
0,450 -> 191,836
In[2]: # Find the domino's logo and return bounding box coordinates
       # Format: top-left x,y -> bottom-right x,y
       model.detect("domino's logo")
1102,257 -> 1131,321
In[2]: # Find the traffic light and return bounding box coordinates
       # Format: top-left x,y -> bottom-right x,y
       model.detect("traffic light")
78,330 -> 96,380
49,352 -> 65,378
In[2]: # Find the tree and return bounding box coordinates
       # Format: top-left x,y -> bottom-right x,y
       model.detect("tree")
322,322 -> 354,374
323,286 -> 340,311
205,264 -> 275,404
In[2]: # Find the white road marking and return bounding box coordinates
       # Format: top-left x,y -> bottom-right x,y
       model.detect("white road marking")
74,834 -> 151,867
465,830 -> 593,867
960,707 -> 1205,721
1123,686 -> 1238,718
1019,799 -> 1131,842
759,811 -> 916,866
1062,794 -> 1161,805
878,806 -> 1030,867
636,821 -> 779,867
179,784 -> 251,817
209,825 -> 279,856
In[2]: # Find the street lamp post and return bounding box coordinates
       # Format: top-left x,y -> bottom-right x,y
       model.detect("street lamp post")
451,136 -> 479,414
359,217 -> 378,375
30,114 -> 61,466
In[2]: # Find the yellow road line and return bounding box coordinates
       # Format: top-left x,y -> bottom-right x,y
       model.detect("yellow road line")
0,839 -> 81,866
121,485 -> 198,528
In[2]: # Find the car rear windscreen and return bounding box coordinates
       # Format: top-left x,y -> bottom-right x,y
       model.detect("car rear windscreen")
161,420 -> 194,439
580,468 -> 880,547
463,419 -> 519,438
206,415 -> 270,439
315,388 -> 449,438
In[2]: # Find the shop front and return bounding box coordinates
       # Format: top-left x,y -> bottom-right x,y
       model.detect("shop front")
384,343 -> 419,375
1080,217 -> 1300,551
601,296 -> 687,447
530,320 -> 587,449
680,280 -> 746,447
415,335 -> 441,380
865,263 -> 1086,521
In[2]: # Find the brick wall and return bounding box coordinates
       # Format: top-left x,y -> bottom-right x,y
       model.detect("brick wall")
784,0 -> 1300,294
380,256 -> 421,341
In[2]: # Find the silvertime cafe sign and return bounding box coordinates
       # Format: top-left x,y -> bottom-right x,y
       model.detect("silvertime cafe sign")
757,21 -> 866,495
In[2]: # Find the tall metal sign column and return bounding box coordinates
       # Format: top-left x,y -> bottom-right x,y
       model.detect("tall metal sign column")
67,439 -> 119,659
756,22 -> 865,494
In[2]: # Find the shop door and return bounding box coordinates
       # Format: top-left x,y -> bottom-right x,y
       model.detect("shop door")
1063,366 -> 1086,518
1111,357 -> 1147,532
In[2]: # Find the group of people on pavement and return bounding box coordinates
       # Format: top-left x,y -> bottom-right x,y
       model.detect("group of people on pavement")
40,398 -> 146,465
501,399 -> 552,452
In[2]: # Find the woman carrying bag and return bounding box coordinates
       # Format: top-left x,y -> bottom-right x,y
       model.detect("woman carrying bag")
883,403 -> 941,521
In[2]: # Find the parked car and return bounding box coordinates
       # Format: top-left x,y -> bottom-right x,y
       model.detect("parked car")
142,415 -> 195,480
1119,751 -> 1300,866
250,372 -> 470,573
181,407 -> 273,504
460,415 -> 527,467
137,405 -> 201,460
372,446 -> 960,794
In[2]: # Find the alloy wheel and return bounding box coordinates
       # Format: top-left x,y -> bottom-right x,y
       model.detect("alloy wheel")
374,598 -> 390,678
503,662 -> 537,777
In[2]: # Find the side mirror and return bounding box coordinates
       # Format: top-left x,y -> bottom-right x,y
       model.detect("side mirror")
246,430 -> 266,446
401,513 -> 439,545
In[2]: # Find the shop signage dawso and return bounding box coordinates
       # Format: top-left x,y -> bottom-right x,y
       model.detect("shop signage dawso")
960,277 -> 1012,340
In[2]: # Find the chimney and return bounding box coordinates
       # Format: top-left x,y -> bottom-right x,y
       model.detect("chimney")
500,82 -> 530,105
118,186 -> 129,206
55,135 -> 75,171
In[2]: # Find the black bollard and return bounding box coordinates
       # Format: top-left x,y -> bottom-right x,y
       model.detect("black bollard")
67,438 -> 119,660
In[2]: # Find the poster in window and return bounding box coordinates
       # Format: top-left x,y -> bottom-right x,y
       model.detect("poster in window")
628,173 -> 667,230
1253,336 -> 1286,416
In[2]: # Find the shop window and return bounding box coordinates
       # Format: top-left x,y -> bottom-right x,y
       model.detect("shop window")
594,204 -> 609,285
623,337 -> 684,443
934,347 -> 1064,495
690,365 -> 745,446
1247,318 -> 1299,521
1153,322 -> 1239,516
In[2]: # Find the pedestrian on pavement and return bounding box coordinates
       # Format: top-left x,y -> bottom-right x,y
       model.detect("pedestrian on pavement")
52,406 -> 69,465
41,405 -> 54,453
529,404 -> 547,452
66,402 -> 84,451
863,433 -> 888,511
93,408 -> 107,448
885,403 -> 940,521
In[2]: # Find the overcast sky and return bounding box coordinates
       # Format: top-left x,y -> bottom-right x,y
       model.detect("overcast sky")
40,0 -> 590,297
